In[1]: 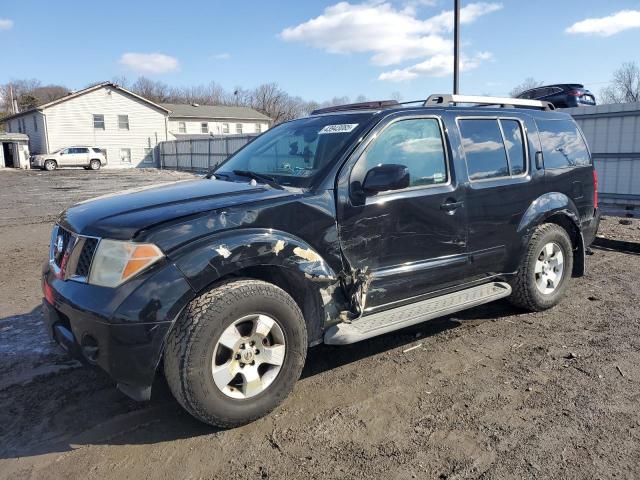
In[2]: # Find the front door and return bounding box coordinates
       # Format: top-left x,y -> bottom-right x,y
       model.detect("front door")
337,115 -> 468,312
58,148 -> 76,166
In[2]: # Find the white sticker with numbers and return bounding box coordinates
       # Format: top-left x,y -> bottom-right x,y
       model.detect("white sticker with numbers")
318,124 -> 359,134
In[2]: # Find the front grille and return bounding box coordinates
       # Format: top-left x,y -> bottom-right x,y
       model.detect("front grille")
50,225 -> 100,281
52,227 -> 73,268
75,238 -> 99,277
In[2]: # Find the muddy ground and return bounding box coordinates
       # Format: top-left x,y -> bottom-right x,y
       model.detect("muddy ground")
1,168 -> 639,480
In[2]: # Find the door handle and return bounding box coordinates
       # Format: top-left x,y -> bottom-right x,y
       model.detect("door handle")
441,200 -> 464,212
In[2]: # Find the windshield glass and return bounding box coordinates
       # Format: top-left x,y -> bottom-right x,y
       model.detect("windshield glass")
215,113 -> 374,187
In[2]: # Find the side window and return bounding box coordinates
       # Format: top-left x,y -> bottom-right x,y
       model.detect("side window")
118,115 -> 130,130
358,118 -> 448,188
500,119 -> 526,175
458,119 -> 509,180
537,119 -> 590,169
77,147 -> 89,154
201,122 -> 208,133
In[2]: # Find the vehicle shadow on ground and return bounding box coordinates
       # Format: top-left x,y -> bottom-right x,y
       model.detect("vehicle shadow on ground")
592,237 -> 640,255
0,300 -> 522,461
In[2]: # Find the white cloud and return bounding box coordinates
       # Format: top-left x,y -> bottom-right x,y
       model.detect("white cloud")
119,52 -> 179,74
566,10 -> 640,37
211,52 -> 231,60
280,1 -> 500,79
0,19 -> 14,31
379,51 -> 492,81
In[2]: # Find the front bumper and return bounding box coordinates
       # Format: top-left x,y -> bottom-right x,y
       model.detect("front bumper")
42,260 -> 195,400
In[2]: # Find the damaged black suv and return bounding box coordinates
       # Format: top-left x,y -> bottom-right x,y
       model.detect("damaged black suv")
42,94 -> 600,427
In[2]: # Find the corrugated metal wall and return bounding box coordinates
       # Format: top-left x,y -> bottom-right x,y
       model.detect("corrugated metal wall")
158,134 -> 258,171
564,102 -> 640,205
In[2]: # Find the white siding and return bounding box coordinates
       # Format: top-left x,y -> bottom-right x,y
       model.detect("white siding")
167,119 -> 268,137
44,87 -> 168,167
18,112 -> 47,154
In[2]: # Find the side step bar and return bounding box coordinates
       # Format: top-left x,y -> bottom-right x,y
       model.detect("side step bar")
324,282 -> 512,345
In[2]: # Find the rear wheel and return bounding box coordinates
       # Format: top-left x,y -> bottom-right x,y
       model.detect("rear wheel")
164,279 -> 307,427
509,223 -> 573,311
43,160 -> 57,171
89,159 -> 101,170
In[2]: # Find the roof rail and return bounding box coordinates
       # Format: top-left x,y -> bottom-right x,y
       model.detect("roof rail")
424,94 -> 555,111
311,100 -> 399,115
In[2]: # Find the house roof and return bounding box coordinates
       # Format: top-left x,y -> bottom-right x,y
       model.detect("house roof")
0,82 -> 171,122
161,103 -> 271,121
0,132 -> 29,142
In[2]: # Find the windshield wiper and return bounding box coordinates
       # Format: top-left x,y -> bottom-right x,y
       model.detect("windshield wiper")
232,170 -> 284,190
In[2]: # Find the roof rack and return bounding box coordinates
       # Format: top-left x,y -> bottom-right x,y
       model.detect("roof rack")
424,94 -> 555,111
310,100 -> 399,115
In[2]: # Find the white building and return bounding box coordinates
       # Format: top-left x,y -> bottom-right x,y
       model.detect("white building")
1,82 -> 272,168
162,103 -> 271,138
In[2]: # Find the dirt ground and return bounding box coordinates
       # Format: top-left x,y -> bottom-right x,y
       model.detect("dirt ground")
1,168 -> 639,480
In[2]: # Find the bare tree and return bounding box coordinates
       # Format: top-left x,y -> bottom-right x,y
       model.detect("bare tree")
0,79 -> 69,113
600,62 -> 640,104
509,77 -> 544,97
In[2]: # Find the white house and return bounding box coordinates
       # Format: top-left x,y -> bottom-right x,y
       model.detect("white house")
1,82 -> 272,168
2,82 -> 171,167
162,103 -> 271,138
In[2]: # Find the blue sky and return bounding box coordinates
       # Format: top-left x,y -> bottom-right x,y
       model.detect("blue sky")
1,0 -> 639,101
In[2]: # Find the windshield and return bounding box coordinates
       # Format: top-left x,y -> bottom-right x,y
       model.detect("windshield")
214,113 -> 374,187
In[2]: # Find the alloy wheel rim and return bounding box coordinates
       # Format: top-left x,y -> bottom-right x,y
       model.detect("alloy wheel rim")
211,314 -> 286,399
534,242 -> 564,295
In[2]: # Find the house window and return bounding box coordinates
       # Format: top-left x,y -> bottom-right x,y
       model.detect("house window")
118,115 -> 130,130
178,121 -> 186,133
236,123 -> 243,134
201,122 -> 209,133
93,114 -> 105,130
143,147 -> 154,164
222,123 -> 230,134
255,123 -> 261,133
33,116 -> 38,132
120,148 -> 131,163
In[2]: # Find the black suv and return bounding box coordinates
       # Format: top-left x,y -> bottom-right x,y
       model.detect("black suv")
42,94 -> 600,427
516,84 -> 596,108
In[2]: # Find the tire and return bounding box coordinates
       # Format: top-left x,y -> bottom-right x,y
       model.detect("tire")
44,160 -> 57,171
164,279 -> 307,427
89,159 -> 101,170
509,223 -> 573,311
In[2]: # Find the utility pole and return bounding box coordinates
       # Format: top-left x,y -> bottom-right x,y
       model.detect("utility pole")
453,0 -> 460,94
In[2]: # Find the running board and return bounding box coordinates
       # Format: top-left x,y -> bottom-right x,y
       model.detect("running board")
324,282 -> 511,345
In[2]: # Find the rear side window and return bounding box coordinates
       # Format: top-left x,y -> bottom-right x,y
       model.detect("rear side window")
501,120 -> 526,175
536,119 -> 590,169
459,119 -> 508,180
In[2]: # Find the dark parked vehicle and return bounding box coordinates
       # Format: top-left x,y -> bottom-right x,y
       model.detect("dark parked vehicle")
516,84 -> 596,108
42,94 -> 600,427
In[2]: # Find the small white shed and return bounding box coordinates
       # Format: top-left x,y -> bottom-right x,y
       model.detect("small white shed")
0,132 -> 30,169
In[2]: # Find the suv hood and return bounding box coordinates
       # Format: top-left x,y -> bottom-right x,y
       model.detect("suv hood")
59,178 -> 296,239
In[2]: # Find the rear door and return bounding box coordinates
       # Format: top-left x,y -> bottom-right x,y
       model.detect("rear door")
75,147 -> 90,166
336,113 -> 468,311
448,112 -> 545,278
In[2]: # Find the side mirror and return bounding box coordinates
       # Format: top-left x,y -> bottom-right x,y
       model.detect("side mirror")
363,164 -> 410,195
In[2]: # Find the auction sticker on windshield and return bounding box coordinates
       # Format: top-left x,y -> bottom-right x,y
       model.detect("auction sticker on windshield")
319,124 -> 359,134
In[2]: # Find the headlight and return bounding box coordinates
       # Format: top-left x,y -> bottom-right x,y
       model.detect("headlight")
88,240 -> 164,287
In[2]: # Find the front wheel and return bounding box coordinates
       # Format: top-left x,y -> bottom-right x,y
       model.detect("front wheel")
44,160 -> 57,171
509,223 -> 573,311
164,279 -> 307,427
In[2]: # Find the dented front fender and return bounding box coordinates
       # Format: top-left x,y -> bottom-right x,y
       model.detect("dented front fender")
171,228 -> 339,294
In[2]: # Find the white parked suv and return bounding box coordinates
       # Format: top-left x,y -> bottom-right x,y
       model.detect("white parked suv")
31,146 -> 107,171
